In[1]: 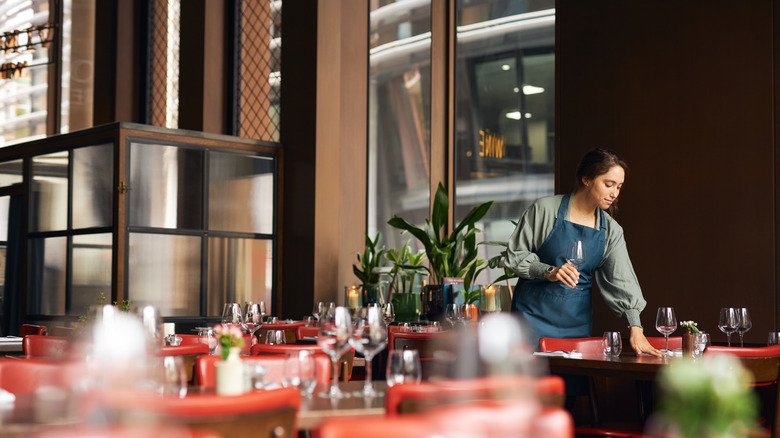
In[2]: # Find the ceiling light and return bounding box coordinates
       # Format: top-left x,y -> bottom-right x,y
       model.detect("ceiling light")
501,64 -> 511,71
513,87 -> 519,93
505,111 -> 521,120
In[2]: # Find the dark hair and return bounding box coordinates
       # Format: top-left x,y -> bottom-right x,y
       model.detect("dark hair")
575,148 -> 628,216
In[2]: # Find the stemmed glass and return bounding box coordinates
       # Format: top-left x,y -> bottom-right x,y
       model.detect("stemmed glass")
445,304 -> 461,327
198,327 -> 218,355
243,303 -> 264,346
349,306 -> 388,397
383,302 -> 395,324
718,307 -> 739,347
566,241 -> 586,290
737,307 -> 752,347
222,302 -> 243,328
318,306 -> 353,398
655,307 -> 677,353
313,301 -> 326,323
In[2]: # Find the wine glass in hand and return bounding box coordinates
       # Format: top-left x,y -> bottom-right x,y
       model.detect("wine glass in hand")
566,241 -> 586,289
718,307 -> 739,347
317,306 -> 352,398
655,307 -> 677,353
349,306 -> 388,397
737,307 -> 752,347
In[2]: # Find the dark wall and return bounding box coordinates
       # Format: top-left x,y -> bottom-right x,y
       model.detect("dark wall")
557,1 -> 776,344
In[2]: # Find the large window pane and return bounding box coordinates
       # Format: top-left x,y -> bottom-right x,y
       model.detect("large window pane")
70,233 -> 112,315
208,152 -> 274,234
73,144 -> 113,229
128,232 -> 200,316
207,237 -> 272,317
28,236 -> 67,315
129,143 -> 203,229
31,152 -> 69,232
0,160 -> 23,187
454,3 -> 555,283
368,0 -> 432,252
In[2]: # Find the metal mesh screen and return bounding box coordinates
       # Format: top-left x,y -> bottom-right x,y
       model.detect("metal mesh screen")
237,0 -> 280,142
148,0 -> 180,129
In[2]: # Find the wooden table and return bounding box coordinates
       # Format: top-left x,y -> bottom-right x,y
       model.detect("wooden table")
297,381 -> 386,430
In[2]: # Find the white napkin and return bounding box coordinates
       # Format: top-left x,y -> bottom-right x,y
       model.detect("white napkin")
0,389 -> 15,406
533,351 -> 584,358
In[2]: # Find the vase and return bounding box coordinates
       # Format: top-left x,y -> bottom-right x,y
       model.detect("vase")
392,293 -> 421,322
360,284 -> 385,306
215,347 -> 244,395
422,285 -> 445,322
682,328 -> 695,358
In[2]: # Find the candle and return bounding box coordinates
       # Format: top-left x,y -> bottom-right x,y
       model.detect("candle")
163,322 -> 176,337
484,286 -> 496,312
348,286 -> 360,308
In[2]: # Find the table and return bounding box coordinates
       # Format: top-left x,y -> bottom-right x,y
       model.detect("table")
541,352 -> 677,425
297,381 -> 386,430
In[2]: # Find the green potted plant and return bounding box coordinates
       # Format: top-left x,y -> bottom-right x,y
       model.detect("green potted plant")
388,182 -> 492,321
352,232 -> 387,306
385,240 -> 427,322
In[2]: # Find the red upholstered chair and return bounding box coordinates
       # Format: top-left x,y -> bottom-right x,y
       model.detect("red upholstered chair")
0,358 -> 83,393
250,343 -> 355,381
706,345 -> 780,358
318,416 -> 430,438
388,331 -> 444,380
22,335 -> 70,358
178,334 -> 200,345
91,387 -> 301,438
19,324 -> 47,337
385,374 -> 566,416
30,426 -> 221,438
158,343 -> 210,384
194,353 -> 332,388
296,325 -> 319,340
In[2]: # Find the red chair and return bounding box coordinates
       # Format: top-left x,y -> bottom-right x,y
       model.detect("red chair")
0,358 -> 83,393
318,415 -> 430,438
388,331 -> 444,380
22,335 -> 70,358
706,345 -> 780,358
90,387 -> 301,438
385,374 -> 566,416
158,343 -> 210,357
539,337 -> 604,355
194,353 -> 332,388
19,324 -> 47,337
30,425 -> 221,438
296,325 -> 318,340
178,334 -> 200,345
250,343 -> 354,381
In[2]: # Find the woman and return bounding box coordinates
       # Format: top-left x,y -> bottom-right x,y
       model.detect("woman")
506,148 -> 661,356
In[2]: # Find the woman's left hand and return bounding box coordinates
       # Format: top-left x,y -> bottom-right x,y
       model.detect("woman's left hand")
629,326 -> 663,357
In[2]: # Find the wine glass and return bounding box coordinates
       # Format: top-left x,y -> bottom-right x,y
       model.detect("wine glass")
769,332 -> 780,346
222,302 -> 243,328
349,306 -> 388,397
313,301 -> 326,322
283,350 -> 317,397
566,241 -> 586,289
383,302 -> 395,324
317,306 -> 353,398
718,307 -> 739,347
737,307 -> 752,347
445,303 -> 461,327
198,327 -> 218,355
386,349 -> 421,387
693,332 -> 710,359
655,307 -> 677,353
243,303 -> 264,345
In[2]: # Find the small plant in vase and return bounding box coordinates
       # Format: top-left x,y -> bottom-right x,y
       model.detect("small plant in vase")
385,240 -> 427,322
215,323 -> 245,360
352,232 -> 388,306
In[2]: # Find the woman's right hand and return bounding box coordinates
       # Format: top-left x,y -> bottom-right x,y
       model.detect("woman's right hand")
549,263 -> 580,288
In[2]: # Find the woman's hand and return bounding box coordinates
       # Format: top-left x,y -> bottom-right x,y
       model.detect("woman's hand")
549,263 -> 580,288
629,326 -> 663,357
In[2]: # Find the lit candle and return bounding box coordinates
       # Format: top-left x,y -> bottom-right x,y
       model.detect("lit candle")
348,286 -> 360,308
484,286 -> 496,312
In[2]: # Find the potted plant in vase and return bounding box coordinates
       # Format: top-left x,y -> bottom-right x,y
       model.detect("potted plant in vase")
352,232 -> 387,306
388,182 -> 492,322
385,240 -> 427,322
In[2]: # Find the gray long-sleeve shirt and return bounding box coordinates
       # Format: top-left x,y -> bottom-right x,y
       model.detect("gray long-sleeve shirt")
505,194 -> 646,328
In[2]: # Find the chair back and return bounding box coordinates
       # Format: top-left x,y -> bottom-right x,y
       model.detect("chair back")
22,335 -> 70,358
0,358 -> 82,393
177,334 -> 200,345
386,374 -> 566,416
296,325 -> 318,340
250,343 -> 355,381
539,337 -> 603,355
194,353 -> 332,388
389,331 -> 444,380
645,336 -> 682,350
19,324 -> 47,337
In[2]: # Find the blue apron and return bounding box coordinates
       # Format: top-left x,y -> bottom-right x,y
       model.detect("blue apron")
512,194 -> 607,348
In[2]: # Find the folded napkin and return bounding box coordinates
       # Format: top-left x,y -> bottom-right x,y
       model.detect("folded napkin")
0,389 -> 15,406
533,351 -> 583,358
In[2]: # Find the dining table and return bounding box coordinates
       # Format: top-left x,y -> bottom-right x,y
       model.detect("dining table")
297,381 -> 386,430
